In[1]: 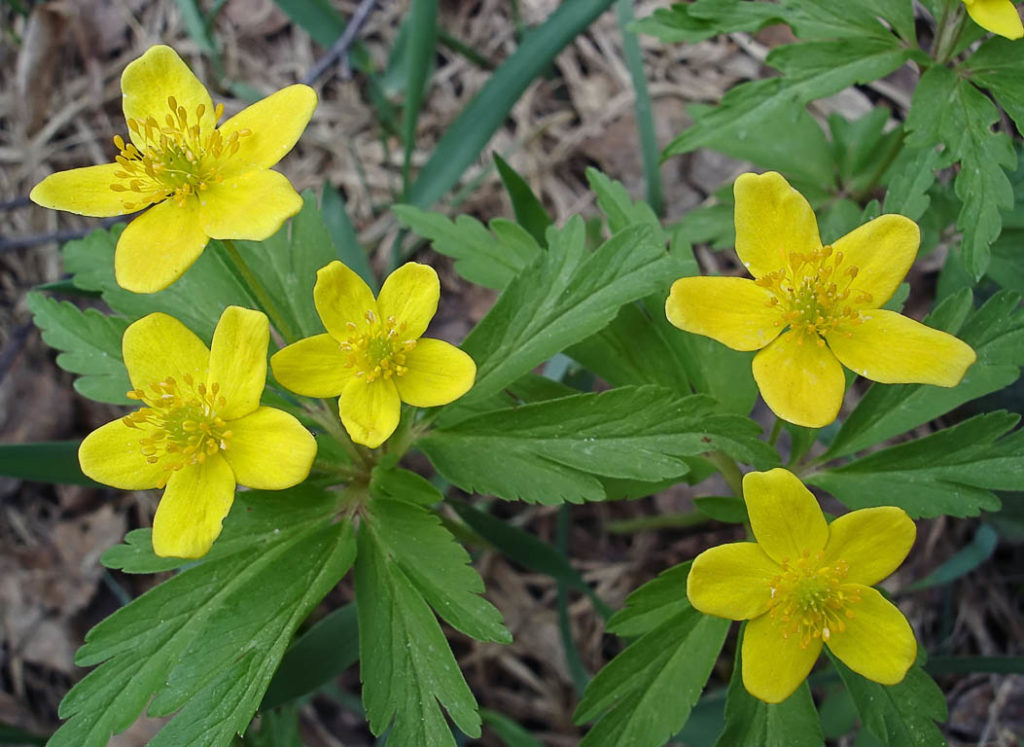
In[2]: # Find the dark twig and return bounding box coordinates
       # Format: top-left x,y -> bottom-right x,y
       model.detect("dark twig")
301,0 -> 378,86
0,322 -> 34,386
0,216 -> 125,253
0,196 -> 32,211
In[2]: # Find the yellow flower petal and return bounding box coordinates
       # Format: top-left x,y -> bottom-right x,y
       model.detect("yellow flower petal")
115,198 -> 210,293
207,306 -> 269,420
314,261 -> 379,340
826,309 -> 977,386
30,163 -> 140,218
394,338 -> 476,407
742,614 -> 823,703
217,84 -> 318,175
223,406 -> 316,489
831,215 -> 919,310
339,377 -> 401,448
823,507 -> 916,587
200,170 -> 303,241
152,456 -> 235,559
686,542 -> 779,620
78,419 -> 165,490
743,468 -> 829,563
271,333 -> 354,397
734,171 -> 821,279
376,262 -> 440,340
666,276 -> 784,351
121,46 -> 215,148
826,586 -> 917,685
122,312 -> 210,392
752,331 -> 846,427
964,0 -> 1024,39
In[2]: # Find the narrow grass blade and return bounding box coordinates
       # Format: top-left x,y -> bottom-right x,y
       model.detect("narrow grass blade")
321,181 -> 377,290
0,441 -> 98,486
402,0 -> 438,191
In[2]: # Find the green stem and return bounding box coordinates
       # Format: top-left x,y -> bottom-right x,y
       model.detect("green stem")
932,0 -> 966,64
311,399 -> 370,471
706,450 -> 744,499
768,417 -> 783,448
220,239 -> 298,343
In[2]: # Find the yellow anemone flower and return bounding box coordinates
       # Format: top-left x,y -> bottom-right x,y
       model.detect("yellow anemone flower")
30,45 -> 317,293
687,468 -> 918,703
963,0 -> 1024,39
271,261 -> 477,448
79,306 -> 317,558
665,172 -> 976,428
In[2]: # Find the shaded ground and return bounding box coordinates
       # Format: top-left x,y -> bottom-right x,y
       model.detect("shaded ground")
1,1 -> 1022,744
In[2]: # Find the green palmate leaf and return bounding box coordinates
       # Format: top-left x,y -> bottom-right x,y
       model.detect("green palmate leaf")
261,604 -> 359,710
586,167 -> 665,241
665,38 -> 912,158
62,226 -> 250,342
809,411 -> 1024,518
101,529 -> 189,574
392,204 -> 542,289
715,637 -> 823,747
494,153 -> 553,247
456,220 -> 674,410
826,290 -> 1024,459
906,65 -> 1016,278
967,37 -> 1024,134
27,292 -> 130,404
830,655 -> 947,746
356,527 -> 482,745
365,468 -> 510,643
829,107 -> 902,197
234,192 -> 341,340
421,387 -> 777,504
52,486 -> 355,747
0,440 -> 98,487
632,0 -> 788,44
574,563 -> 730,746
883,146 -> 940,222
781,0 -> 906,41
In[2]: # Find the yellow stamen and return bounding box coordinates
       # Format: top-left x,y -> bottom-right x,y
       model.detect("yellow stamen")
766,549 -> 861,648
342,313 -> 417,382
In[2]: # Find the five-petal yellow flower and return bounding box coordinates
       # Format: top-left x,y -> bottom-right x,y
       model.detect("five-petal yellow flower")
271,261 -> 477,448
79,306 -> 317,558
665,172 -> 976,428
687,468 -> 918,703
31,45 -> 317,293
963,0 -> 1024,39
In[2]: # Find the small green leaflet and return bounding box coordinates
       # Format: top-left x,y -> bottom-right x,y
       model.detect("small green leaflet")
455,219 -> 673,410
494,153 -> 553,247
883,146 -> 940,222
392,204 -> 542,289
809,411 -> 1024,518
906,65 -> 1016,278
62,225 -> 250,343
715,636 -> 823,747
52,486 -> 355,747
586,167 -> 665,241
830,654 -> 947,746
631,0 -> 788,44
574,562 -> 730,746
781,0 -> 907,41
26,291 -> 130,404
825,290 -> 1024,459
665,38 -> 912,158
356,469 -> 509,746
420,387 -> 777,504
967,38 -> 1024,137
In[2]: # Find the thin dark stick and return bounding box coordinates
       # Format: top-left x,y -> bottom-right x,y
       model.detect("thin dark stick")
0,196 -> 32,211
0,216 -> 124,253
301,0 -> 378,86
0,322 -> 34,386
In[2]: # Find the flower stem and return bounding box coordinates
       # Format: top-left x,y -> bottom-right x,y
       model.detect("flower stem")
933,0 -> 967,64
706,450 -> 744,499
311,399 -> 370,472
768,417 -> 783,448
219,239 -> 299,343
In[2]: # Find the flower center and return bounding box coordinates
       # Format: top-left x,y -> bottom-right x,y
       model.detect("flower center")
123,373 -> 232,486
340,311 -> 418,383
756,246 -> 872,344
766,549 -> 861,647
108,96 -> 250,212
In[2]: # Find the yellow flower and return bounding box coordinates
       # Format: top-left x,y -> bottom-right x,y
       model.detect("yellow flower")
30,45 -> 317,293
665,172 -> 976,428
687,468 -> 918,703
79,306 -> 317,558
271,261 -> 477,448
963,0 -> 1024,39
